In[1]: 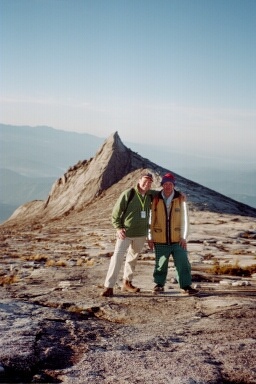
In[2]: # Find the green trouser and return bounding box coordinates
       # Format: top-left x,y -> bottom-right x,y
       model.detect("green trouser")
153,243 -> 192,289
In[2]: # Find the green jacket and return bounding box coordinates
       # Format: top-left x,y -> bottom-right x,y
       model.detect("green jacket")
112,187 -> 157,237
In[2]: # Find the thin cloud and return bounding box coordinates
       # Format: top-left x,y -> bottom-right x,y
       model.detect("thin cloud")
0,96 -> 90,109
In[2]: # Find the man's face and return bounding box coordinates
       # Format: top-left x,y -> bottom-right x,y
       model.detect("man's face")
162,181 -> 174,196
139,177 -> 152,192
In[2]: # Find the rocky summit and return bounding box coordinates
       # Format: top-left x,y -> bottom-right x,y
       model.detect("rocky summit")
0,133 -> 256,384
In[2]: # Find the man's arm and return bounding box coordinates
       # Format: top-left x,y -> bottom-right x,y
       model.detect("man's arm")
179,200 -> 189,250
111,192 -> 128,229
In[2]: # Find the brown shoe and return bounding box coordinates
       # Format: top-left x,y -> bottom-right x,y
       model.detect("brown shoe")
122,280 -> 140,293
101,287 -> 113,297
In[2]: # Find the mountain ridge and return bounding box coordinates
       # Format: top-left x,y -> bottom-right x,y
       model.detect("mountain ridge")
3,132 -> 256,227
1,124 -> 256,224
0,123 -> 104,177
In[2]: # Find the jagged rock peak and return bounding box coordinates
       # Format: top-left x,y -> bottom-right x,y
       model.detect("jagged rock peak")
95,131 -> 127,155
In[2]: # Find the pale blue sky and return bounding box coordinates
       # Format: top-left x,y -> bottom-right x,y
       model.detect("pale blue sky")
1,0 -> 255,162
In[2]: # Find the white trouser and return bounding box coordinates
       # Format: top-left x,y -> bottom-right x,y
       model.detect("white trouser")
104,236 -> 146,288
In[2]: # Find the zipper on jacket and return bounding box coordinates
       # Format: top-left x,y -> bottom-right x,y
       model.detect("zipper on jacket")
164,202 -> 170,244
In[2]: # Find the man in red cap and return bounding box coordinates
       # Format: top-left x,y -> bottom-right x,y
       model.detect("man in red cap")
148,172 -> 198,295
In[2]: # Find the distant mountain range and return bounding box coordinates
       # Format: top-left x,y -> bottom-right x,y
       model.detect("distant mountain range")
1,123 -> 256,223
0,124 -> 105,222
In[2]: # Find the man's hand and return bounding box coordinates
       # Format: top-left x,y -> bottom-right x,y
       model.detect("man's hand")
147,239 -> 154,250
179,238 -> 187,250
117,228 -> 126,240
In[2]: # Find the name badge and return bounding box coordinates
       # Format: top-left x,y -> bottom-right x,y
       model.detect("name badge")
141,211 -> 146,219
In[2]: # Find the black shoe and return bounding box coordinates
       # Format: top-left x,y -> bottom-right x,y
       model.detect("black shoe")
153,284 -> 164,293
181,286 -> 199,295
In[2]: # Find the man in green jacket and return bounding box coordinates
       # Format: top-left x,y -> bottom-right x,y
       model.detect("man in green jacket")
149,172 -> 198,295
101,171 -> 154,297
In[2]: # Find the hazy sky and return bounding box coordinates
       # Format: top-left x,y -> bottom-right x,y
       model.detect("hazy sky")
1,0 -> 255,162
